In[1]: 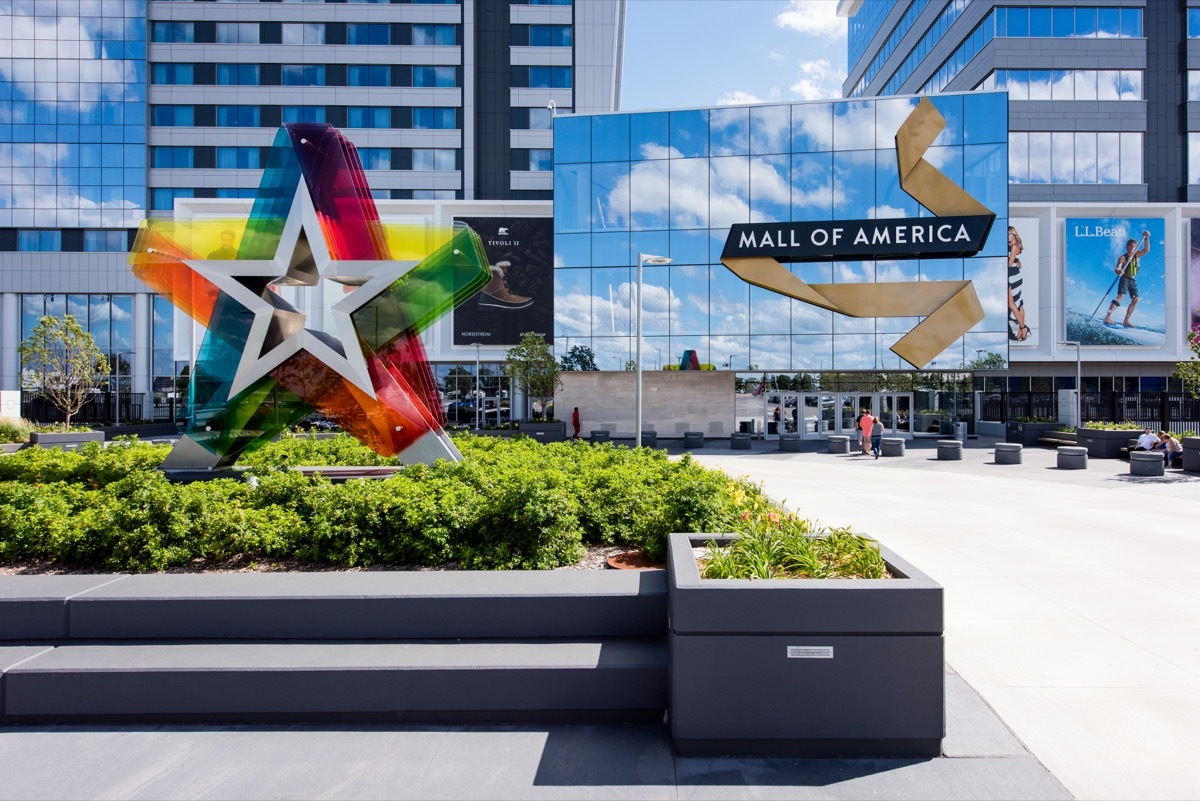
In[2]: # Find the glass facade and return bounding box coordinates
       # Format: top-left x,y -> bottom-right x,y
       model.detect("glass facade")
553,94 -> 1010,372
0,0 -> 147,228
20,293 -> 135,391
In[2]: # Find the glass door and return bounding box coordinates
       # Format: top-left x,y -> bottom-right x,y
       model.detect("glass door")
799,393 -> 835,437
877,393 -> 913,437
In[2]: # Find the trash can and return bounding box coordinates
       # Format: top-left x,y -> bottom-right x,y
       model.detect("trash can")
953,422 -> 967,442
738,420 -> 756,434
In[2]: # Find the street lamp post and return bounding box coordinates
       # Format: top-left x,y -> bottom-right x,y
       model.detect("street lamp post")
636,253 -> 671,448
1059,340 -> 1082,427
474,343 -> 481,430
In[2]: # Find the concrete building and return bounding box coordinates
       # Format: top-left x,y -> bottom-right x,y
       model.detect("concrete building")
0,0 -> 625,423
840,0 -> 1200,403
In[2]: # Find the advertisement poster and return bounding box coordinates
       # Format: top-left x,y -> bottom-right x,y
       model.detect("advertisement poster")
1064,217 -> 1165,347
1191,219 -> 1200,338
1008,218 -> 1038,348
452,217 -> 553,346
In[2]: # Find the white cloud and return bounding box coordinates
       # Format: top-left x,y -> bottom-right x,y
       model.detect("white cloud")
775,0 -> 847,40
718,90 -> 766,106
789,58 -> 846,102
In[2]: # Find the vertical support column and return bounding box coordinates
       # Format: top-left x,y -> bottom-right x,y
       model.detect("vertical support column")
134,293 -> 153,415
0,293 -> 18,392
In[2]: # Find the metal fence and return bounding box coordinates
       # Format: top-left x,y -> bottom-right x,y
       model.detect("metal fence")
20,393 -> 145,426
981,391 -> 1200,433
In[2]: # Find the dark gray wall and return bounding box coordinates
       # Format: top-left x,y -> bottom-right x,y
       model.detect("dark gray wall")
473,2 -> 511,200
1144,0 -> 1187,202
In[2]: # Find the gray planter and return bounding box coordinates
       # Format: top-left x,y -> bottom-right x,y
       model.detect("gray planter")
1077,427 -> 1141,459
1182,437 -> 1200,473
28,431 -> 105,449
1,442 -> 25,453
667,533 -> 943,758
517,421 -> 566,443
1005,422 -> 1062,446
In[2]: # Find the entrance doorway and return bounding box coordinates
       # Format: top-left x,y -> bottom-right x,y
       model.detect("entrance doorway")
763,392 -> 913,440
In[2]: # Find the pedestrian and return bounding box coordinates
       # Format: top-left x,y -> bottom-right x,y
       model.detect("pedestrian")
870,416 -> 884,459
1135,427 -> 1158,451
571,406 -> 581,439
1157,430 -> 1182,467
857,409 -> 873,455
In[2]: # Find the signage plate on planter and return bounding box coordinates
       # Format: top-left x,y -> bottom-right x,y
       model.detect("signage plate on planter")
787,646 -> 834,659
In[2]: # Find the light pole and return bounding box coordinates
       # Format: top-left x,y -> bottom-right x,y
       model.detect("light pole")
474,343 -> 481,430
636,253 -> 671,447
1060,340 -> 1082,427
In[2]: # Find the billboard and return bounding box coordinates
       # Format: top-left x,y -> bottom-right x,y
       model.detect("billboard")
452,217 -> 553,346
1191,220 -> 1200,339
1064,217 -> 1165,347
1008,219 -> 1038,348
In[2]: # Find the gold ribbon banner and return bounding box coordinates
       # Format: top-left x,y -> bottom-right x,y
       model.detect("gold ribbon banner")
721,256 -> 984,369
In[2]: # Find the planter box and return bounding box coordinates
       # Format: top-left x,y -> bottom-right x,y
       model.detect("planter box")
1077,427 -> 1140,459
1,442 -> 25,454
667,533 -> 943,758
1183,437 -> 1200,473
914,413 -> 947,434
1005,422 -> 1063,446
517,421 -> 566,443
28,431 -> 105,449
470,429 -> 515,438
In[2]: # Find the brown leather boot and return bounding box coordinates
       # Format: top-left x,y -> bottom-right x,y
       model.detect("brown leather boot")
479,261 -> 533,310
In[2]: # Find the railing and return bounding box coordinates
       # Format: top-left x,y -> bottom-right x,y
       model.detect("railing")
20,393 -> 145,426
981,392 -> 1200,433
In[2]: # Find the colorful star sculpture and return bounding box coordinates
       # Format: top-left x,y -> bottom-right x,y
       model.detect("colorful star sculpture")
130,124 -> 491,468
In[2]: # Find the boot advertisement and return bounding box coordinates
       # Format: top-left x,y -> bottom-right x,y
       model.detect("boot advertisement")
452,217 -> 553,346
1064,217 -> 1165,347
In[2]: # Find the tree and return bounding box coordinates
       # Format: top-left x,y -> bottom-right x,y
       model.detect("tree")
19,314 -> 110,430
622,359 -> 638,371
504,331 -> 561,420
967,351 -> 1007,371
1174,318 -> 1200,398
560,344 -> 598,371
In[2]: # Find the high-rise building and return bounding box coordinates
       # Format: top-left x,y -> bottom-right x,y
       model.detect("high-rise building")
0,0 -> 625,422
840,0 -> 1199,405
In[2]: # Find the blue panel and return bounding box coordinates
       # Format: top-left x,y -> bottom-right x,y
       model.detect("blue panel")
591,114 -> 629,162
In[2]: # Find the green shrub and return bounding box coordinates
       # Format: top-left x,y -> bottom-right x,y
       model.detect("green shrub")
0,417 -> 35,444
239,431 -> 394,468
700,512 -> 887,580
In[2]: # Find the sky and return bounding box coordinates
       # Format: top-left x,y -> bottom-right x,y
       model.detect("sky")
620,0 -> 849,112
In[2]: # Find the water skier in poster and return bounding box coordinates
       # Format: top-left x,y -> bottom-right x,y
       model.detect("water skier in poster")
1102,231 -> 1150,329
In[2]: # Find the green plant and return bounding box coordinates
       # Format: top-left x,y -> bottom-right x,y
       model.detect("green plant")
1013,416 -> 1057,423
700,511 -> 888,580
0,417 -> 35,444
504,332 -> 561,420
1173,316 -> 1200,398
18,314 -> 110,430
1081,420 -> 1145,430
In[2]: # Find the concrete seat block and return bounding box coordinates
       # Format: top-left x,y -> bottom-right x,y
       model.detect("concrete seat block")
880,438 -> 905,457
1130,451 -> 1165,477
730,433 -> 751,450
994,442 -> 1022,465
936,441 -> 963,461
589,430 -> 611,442
826,436 -> 850,454
778,435 -> 802,452
0,576 -> 129,641
1057,446 -> 1088,470
3,640 -> 668,724
683,432 -> 704,448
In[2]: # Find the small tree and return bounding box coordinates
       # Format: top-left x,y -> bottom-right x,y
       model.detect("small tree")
19,314 -> 110,430
560,344 -> 598,371
967,351 -> 1007,371
1174,317 -> 1200,398
504,331 -> 561,420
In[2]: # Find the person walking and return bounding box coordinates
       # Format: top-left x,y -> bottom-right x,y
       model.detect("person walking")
857,409 -> 873,455
870,416 -> 884,459
571,407 -> 581,439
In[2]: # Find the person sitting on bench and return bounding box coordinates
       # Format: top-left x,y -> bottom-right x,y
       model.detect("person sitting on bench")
1157,430 -> 1183,467
1135,428 -> 1159,451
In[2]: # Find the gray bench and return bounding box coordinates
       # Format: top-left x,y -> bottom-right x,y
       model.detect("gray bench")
589,430 -> 611,443
881,437 -> 905,457
994,442 -> 1022,465
730,432 -> 752,450
778,434 -> 802,452
1129,450 -> 1164,477
683,431 -> 704,449
640,431 -> 658,448
936,440 -> 963,461
826,435 -> 850,454
1057,446 -> 1088,470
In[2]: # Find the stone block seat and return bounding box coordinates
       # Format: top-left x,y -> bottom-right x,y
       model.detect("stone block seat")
730,432 -> 752,450
640,431 -> 657,448
589,430 -> 611,443
936,440 -> 963,461
881,437 -> 905,457
778,434 -> 802,452
826,435 -> 850,454
682,432 -> 704,449
1129,450 -> 1165,477
994,442 -> 1022,465
1057,446 -> 1088,470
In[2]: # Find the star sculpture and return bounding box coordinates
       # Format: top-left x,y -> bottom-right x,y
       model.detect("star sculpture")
129,124 -> 491,469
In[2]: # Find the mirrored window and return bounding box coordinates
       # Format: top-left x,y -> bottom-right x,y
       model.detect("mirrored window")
709,107 -> 749,157
669,110 -> 708,159
750,105 -> 789,156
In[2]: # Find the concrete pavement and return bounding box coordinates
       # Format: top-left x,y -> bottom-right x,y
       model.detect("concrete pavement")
688,436 -> 1200,801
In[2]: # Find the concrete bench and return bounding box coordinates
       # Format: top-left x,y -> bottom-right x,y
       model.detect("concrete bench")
778,434 -> 802,452
826,435 -> 850,454
881,437 -> 905,457
1037,437 -> 1077,448
994,442 -> 1022,465
1129,450 -> 1165,477
640,432 -> 658,448
730,432 -> 752,450
682,432 -> 704,449
1057,446 -> 1088,470
589,430 -> 611,443
936,440 -> 963,461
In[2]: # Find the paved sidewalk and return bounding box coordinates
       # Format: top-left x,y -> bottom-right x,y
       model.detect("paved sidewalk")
689,436 -> 1200,801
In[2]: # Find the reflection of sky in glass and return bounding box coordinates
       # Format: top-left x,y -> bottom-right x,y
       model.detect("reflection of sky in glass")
0,0 -> 147,227
553,95 -> 1009,370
